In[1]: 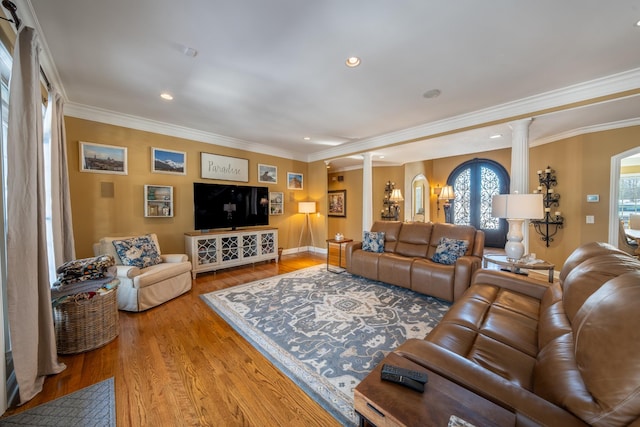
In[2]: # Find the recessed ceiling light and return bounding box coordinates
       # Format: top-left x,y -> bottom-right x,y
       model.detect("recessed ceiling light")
160,92 -> 174,100
423,89 -> 441,99
489,134 -> 503,139
303,136 -> 311,141
636,19 -> 640,27
182,46 -> 198,57
379,155 -> 385,159
345,56 -> 361,68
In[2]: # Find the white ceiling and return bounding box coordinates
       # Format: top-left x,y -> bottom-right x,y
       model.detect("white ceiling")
17,0 -> 640,169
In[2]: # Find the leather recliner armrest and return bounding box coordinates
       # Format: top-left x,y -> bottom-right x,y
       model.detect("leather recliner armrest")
345,241 -> 362,269
452,255 -> 482,301
393,339 -> 588,427
472,269 -> 548,299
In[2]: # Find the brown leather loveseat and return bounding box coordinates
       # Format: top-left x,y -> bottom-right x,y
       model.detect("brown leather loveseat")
345,221 -> 484,302
388,242 -> 640,426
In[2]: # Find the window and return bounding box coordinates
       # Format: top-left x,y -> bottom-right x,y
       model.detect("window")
619,174 -> 640,225
448,158 -> 510,247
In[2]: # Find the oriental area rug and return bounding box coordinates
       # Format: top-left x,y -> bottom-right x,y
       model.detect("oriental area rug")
201,265 -> 450,426
0,377 -> 115,426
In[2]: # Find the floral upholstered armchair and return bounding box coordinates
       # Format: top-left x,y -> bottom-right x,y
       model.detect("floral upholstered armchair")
93,234 -> 192,311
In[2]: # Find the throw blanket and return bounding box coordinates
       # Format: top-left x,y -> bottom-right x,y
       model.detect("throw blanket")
54,255 -> 116,288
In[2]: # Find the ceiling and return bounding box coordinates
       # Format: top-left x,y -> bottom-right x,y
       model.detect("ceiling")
17,1 -> 640,169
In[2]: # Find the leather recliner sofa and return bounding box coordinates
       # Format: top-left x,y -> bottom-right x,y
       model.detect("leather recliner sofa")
388,242 -> 640,426
345,221 -> 485,302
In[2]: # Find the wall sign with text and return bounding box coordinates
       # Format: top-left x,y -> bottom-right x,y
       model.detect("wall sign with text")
200,152 -> 249,182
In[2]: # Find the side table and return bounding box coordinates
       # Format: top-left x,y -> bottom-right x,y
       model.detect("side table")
355,352 -> 515,427
483,254 -> 555,283
326,238 -> 352,273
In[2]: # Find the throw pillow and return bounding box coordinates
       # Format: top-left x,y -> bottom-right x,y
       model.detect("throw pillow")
112,235 -> 162,269
362,231 -> 385,253
432,237 -> 469,265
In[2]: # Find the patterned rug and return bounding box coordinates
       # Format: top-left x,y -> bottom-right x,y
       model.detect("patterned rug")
0,377 -> 115,426
201,265 -> 450,426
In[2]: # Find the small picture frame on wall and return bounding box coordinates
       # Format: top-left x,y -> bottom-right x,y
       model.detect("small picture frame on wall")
287,172 -> 303,190
258,164 -> 277,183
328,190 -> 347,217
269,191 -> 284,215
79,141 -> 128,175
151,147 -> 186,175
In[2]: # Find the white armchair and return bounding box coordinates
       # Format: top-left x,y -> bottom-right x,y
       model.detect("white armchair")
93,234 -> 192,312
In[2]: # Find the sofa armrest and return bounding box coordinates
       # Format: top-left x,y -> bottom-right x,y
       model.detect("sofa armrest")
161,254 -> 188,263
394,339 -> 588,427
116,265 -> 141,279
345,241 -> 362,270
472,269 -> 548,299
452,255 -> 482,301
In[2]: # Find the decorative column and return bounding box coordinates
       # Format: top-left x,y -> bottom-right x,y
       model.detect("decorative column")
362,152 -> 373,231
508,118 -> 533,250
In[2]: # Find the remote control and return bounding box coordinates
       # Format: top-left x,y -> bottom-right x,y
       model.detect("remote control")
381,371 -> 425,393
381,364 -> 428,384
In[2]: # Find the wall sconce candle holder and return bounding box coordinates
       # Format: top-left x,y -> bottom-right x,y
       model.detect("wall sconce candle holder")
530,166 -> 564,247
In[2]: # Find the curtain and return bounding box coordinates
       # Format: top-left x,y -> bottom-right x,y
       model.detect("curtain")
45,90 -> 75,267
6,26 -> 65,404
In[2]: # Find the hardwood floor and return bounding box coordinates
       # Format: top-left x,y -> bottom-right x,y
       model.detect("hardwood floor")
2,252 -> 342,427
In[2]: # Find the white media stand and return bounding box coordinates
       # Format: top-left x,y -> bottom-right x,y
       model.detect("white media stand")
185,227 -> 278,279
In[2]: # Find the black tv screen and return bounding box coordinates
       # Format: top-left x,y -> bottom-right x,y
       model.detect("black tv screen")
194,183 -> 269,231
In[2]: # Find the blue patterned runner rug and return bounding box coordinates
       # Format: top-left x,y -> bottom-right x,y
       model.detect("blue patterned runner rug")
201,265 -> 450,426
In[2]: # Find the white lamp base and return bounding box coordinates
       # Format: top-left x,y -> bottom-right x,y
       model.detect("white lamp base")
505,219 -> 525,261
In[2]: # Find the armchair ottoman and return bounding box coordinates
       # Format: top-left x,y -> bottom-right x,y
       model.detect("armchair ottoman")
93,234 -> 192,312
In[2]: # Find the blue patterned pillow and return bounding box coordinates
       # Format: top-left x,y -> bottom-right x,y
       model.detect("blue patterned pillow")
112,235 -> 162,268
432,237 -> 469,265
362,231 -> 385,253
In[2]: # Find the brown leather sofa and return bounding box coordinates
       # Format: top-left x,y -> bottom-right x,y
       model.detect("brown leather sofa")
345,221 -> 485,302
384,242 -> 640,426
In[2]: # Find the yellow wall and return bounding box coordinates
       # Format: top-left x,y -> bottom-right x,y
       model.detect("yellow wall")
66,117 -> 311,257
328,168 -> 363,240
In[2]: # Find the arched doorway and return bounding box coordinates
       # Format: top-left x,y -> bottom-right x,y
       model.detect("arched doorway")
447,158 -> 510,247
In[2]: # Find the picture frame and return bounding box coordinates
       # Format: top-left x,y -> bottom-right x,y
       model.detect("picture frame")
287,172 -> 303,190
200,152 -> 249,182
258,164 -> 278,184
80,141 -> 127,175
151,147 -> 186,175
269,191 -> 284,215
328,190 -> 347,217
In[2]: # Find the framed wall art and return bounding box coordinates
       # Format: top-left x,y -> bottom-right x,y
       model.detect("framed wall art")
200,152 -> 249,182
328,190 -> 347,217
152,147 -> 186,175
258,164 -> 277,183
80,141 -> 128,175
269,191 -> 284,215
287,172 -> 303,190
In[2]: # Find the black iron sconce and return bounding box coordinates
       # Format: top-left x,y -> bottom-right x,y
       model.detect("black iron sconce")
530,166 -> 564,247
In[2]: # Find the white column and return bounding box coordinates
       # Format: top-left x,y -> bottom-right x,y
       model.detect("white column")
509,118 -> 532,194
509,118 -> 533,252
362,153 -> 373,231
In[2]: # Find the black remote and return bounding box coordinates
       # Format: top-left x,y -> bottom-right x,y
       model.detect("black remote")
381,364 -> 428,384
381,371 -> 425,392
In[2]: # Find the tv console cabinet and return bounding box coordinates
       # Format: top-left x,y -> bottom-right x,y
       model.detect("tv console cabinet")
185,228 -> 278,279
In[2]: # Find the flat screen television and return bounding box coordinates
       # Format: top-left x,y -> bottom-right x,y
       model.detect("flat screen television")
194,183 -> 269,231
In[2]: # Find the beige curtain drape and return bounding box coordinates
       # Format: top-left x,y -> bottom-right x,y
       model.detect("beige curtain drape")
45,90 -> 75,266
6,26 -> 65,404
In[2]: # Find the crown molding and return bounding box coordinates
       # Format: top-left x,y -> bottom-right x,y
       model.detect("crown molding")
308,67 -> 640,162
531,117 -> 640,147
64,102 -> 307,162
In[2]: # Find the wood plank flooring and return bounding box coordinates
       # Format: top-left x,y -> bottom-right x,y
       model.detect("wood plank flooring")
2,252 -> 342,427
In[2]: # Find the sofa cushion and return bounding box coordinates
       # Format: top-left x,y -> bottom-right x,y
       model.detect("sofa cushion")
133,261 -> 192,289
394,222 -> 432,257
432,237 -> 469,265
97,233 -> 162,264
370,221 -> 402,252
112,235 -> 162,268
427,223 -> 477,259
362,231 -> 385,253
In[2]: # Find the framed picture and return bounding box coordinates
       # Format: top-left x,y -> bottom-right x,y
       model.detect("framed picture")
287,172 -> 303,190
152,147 -> 186,175
201,152 -> 249,182
328,190 -> 347,217
258,164 -> 278,184
80,141 -> 127,175
269,191 -> 284,215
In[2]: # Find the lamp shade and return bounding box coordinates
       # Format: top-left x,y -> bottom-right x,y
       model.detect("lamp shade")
389,189 -> 404,202
491,193 -> 543,219
439,185 -> 455,200
298,201 -> 316,214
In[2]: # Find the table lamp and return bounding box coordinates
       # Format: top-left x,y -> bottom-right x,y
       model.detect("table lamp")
491,193 -> 543,261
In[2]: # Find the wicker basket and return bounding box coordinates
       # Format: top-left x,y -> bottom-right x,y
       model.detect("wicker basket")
53,287 -> 119,354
